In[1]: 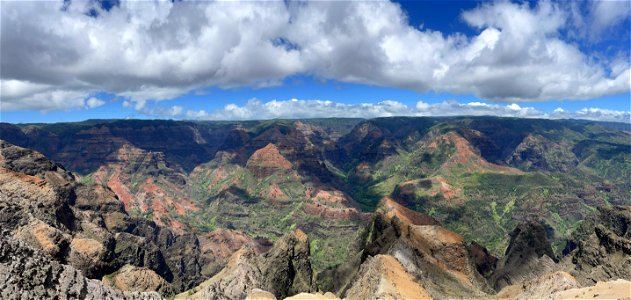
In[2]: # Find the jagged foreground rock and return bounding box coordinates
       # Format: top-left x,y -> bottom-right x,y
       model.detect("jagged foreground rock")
351,197 -> 493,298
0,230 -> 162,300
102,264 -> 174,295
492,205 -> 631,291
494,206 -> 631,299
345,254 -> 432,299
0,140 -> 208,296
560,205 -> 631,286
175,229 -> 312,299
490,221 -> 558,290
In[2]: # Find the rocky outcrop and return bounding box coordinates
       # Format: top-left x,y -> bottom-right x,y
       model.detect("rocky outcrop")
358,197 -> 491,298
0,231 -> 163,300
467,241 -> 498,278
561,205 -> 631,286
492,209 -> 631,298
12,218 -> 70,259
0,140 -> 206,295
490,221 -> 557,290
259,229 -> 312,298
198,228 -> 264,276
246,289 -> 277,300
178,229 -> 313,300
68,237 -> 109,278
0,140 -> 75,232
496,271 -> 580,299
508,134 -> 578,172
103,264 -> 174,295
346,255 -> 432,300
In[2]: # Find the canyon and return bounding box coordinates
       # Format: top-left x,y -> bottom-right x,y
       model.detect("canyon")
0,116 -> 629,299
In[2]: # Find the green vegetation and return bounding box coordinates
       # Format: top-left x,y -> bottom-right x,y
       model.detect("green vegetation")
7,116 -> 629,274
79,174 -> 94,185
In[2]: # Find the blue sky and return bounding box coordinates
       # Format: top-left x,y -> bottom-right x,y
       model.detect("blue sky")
1,0 -> 630,123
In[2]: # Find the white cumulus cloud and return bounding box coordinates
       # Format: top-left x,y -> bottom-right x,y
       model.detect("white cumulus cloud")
1,0 -> 629,112
141,98 -> 630,123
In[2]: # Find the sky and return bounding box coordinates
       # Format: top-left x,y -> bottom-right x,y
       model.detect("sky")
0,0 -> 630,123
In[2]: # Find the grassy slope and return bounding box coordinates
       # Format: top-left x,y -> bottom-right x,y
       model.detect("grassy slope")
341,119 -> 630,256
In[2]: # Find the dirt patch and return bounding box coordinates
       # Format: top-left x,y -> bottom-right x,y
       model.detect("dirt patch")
550,279 -> 631,299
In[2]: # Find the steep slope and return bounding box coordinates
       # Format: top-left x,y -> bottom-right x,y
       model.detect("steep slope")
495,271 -> 581,299
0,140 -> 209,295
490,221 -> 557,290
560,205 -> 631,285
103,265 -> 174,295
246,143 -> 293,178
1,117 -> 629,279
372,198 -> 492,298
345,255 -> 432,300
507,134 -> 578,172
177,229 -> 312,300
0,231 -> 163,300
90,143 -> 197,233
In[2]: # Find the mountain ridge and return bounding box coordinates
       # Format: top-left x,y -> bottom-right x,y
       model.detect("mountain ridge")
0,138 -> 629,299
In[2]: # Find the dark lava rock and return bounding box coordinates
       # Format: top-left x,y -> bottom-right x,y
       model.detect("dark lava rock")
467,241 -> 498,278
185,229 -> 313,300
0,230 -> 163,300
490,220 -> 557,290
561,205 -> 631,286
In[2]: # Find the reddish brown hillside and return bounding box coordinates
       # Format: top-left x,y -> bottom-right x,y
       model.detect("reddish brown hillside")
246,143 -> 293,178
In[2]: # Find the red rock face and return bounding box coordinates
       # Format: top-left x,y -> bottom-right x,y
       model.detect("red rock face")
304,188 -> 370,220
378,196 -> 440,227
198,229 -> 264,260
304,203 -> 370,221
436,132 -> 522,175
367,197 -> 493,298
306,189 -> 351,207
351,162 -> 372,183
92,144 -> 198,234
265,182 -> 288,201
246,143 -> 293,178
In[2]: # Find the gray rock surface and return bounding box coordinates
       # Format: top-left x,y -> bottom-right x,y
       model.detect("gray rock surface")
180,229 -> 313,300
0,140 -> 204,294
490,220 -> 557,290
0,230 -> 163,300
561,205 -> 631,286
